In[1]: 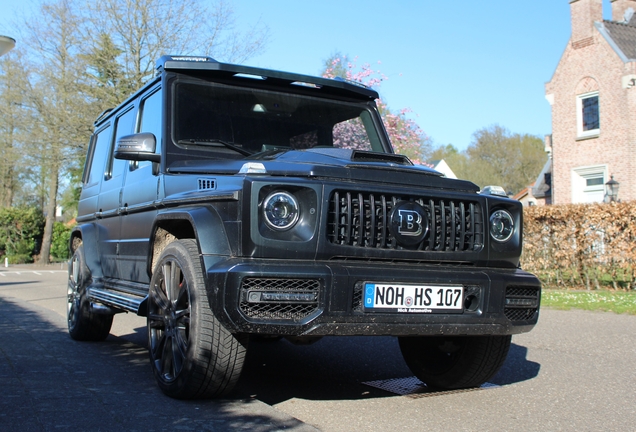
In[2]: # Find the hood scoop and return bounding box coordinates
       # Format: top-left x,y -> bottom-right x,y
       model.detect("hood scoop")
350,150 -> 412,165
303,148 -> 412,166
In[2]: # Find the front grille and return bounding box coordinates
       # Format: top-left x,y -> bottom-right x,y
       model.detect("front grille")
504,286 -> 540,321
239,278 -> 321,321
328,190 -> 484,251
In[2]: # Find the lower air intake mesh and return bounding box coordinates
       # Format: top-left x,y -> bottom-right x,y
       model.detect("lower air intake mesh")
504,286 -> 540,321
239,277 -> 321,321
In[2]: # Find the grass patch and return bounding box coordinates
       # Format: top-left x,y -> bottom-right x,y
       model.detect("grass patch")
542,290 -> 636,315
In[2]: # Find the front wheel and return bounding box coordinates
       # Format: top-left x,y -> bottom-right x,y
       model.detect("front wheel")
398,335 -> 511,390
147,239 -> 248,399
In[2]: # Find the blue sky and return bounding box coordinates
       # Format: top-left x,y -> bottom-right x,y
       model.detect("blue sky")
0,0 -> 616,151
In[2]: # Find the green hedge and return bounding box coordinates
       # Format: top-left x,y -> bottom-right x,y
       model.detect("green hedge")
0,207 -> 45,264
51,221 -> 72,261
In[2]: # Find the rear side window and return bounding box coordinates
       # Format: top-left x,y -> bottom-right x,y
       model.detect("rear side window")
85,124 -> 113,185
106,107 -> 136,180
135,88 -> 162,170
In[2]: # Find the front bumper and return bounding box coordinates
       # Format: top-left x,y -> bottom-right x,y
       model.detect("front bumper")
203,257 -> 541,337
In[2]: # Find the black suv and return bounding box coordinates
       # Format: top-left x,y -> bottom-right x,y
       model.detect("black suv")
68,55 -> 541,399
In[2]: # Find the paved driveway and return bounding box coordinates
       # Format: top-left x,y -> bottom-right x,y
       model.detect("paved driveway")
1,266 -> 635,431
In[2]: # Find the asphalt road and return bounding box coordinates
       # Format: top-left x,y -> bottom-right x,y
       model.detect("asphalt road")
1,265 -> 635,431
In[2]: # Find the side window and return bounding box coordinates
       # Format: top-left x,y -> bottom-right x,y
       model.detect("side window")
577,91 -> 599,138
134,88 -> 162,170
107,107 -> 137,180
85,124 -> 113,186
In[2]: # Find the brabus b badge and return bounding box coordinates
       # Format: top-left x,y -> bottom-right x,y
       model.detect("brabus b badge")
388,201 -> 428,247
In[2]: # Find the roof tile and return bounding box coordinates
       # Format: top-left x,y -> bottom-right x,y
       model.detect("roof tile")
603,18 -> 636,60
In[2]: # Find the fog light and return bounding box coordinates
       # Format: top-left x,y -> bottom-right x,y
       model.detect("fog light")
505,297 -> 538,307
247,290 -> 316,303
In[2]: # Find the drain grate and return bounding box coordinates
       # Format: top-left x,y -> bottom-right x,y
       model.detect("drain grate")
362,376 -> 500,398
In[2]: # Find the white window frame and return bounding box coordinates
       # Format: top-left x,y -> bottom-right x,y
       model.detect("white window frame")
571,165 -> 607,203
576,91 -> 600,139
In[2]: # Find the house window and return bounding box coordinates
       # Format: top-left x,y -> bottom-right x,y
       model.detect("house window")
571,165 -> 607,203
577,92 -> 599,138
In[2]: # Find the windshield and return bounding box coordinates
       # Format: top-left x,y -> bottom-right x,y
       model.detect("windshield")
169,78 -> 386,163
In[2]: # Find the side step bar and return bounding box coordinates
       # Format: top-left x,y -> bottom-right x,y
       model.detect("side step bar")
88,285 -> 149,316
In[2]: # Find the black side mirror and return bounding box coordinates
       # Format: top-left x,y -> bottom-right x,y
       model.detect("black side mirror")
114,133 -> 160,162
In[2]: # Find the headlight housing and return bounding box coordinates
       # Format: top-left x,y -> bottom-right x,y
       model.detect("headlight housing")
263,191 -> 300,231
489,209 -> 514,242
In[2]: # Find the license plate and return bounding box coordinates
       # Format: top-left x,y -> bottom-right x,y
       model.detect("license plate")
363,283 -> 464,313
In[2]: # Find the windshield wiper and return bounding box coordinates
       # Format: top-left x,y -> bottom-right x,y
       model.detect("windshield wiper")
178,139 -> 253,156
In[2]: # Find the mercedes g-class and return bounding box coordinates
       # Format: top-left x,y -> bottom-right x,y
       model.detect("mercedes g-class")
68,55 -> 541,399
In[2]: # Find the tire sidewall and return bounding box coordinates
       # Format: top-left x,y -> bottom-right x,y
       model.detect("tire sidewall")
149,240 -> 206,397
399,335 -> 512,390
68,245 -> 89,337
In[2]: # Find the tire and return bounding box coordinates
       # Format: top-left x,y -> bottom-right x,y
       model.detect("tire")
67,244 -> 113,341
147,239 -> 248,399
398,335 -> 511,390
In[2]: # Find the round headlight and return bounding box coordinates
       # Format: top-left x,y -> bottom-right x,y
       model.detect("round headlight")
263,191 -> 300,231
490,210 -> 514,242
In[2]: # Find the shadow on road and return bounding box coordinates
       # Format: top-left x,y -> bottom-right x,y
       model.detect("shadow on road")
491,343 -> 541,386
0,281 -> 39,288
0,297 -> 313,431
3,288 -> 541,417
233,336 -> 542,405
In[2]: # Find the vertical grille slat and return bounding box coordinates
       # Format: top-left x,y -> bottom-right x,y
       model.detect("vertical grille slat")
357,193 -> 364,247
345,193 -> 352,244
460,202 -> 467,249
333,191 -> 340,243
450,201 -> 457,250
390,197 -> 398,249
428,199 -> 436,251
369,194 -> 377,248
380,195 -> 388,248
328,190 -> 484,252
439,201 -> 447,251
469,202 -> 476,250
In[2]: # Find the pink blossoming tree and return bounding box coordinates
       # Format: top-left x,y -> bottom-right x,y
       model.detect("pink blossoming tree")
323,55 -> 431,165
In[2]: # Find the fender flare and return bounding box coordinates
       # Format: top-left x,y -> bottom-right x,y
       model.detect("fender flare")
69,224 -> 103,278
148,205 -> 234,276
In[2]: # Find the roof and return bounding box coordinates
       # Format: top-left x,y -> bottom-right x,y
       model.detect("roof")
597,15 -> 636,62
95,55 -> 380,126
531,157 -> 552,199
428,159 -> 457,179
156,55 -> 379,101
513,183 -> 534,201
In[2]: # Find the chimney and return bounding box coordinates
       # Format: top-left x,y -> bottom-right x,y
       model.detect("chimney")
611,0 -> 636,22
570,0 -> 603,44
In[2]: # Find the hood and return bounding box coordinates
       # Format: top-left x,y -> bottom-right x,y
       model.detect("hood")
166,148 -> 479,192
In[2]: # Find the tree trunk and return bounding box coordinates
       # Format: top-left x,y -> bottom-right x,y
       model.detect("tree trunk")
38,162 -> 59,265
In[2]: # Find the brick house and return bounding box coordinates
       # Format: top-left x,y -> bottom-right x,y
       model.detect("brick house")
545,0 -> 636,204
